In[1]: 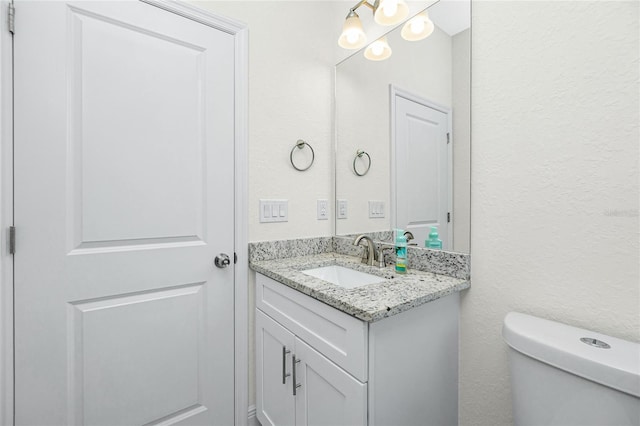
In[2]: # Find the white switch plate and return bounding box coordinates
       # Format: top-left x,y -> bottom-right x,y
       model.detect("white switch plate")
317,199 -> 329,220
259,199 -> 288,223
337,199 -> 348,219
368,200 -> 385,218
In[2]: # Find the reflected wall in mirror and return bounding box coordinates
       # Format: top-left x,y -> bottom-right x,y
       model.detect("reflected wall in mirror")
335,0 -> 470,253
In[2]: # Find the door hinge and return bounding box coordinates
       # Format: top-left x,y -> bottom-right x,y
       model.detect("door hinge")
447,212 -> 451,223
234,252 -> 237,264
8,3 -> 15,35
446,133 -> 450,144
8,226 -> 15,254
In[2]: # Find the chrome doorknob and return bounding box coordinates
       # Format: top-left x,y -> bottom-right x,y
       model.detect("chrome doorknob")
214,253 -> 231,268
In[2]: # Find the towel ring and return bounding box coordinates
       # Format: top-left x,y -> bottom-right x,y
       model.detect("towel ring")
353,150 -> 371,176
290,139 -> 315,171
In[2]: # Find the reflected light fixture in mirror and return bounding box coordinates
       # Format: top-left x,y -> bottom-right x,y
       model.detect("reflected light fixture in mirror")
401,11 -> 434,41
373,0 -> 409,26
364,37 -> 393,61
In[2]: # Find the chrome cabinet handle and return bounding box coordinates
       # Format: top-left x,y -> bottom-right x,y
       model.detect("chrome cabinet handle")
292,355 -> 301,396
282,347 -> 291,384
214,253 -> 231,268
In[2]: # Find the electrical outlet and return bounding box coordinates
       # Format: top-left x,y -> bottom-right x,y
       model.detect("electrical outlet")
337,199 -> 348,219
317,199 -> 329,220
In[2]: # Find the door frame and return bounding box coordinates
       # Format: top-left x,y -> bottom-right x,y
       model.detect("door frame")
389,85 -> 453,249
0,1 -> 249,424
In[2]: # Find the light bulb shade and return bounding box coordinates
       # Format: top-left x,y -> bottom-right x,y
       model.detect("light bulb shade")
373,0 -> 409,26
401,11 -> 435,41
338,11 -> 367,49
364,37 -> 392,61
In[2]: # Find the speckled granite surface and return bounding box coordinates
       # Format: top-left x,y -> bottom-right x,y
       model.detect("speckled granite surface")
248,237 -> 333,262
333,235 -> 470,280
249,249 -> 470,322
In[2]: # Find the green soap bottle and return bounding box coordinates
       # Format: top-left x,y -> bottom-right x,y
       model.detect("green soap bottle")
395,229 -> 407,274
426,226 -> 442,250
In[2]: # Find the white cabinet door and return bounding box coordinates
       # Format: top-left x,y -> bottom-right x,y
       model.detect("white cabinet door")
13,2 -> 236,425
257,310 -> 296,426
294,338 -> 367,426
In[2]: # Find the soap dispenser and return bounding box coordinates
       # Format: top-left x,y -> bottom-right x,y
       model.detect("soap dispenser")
395,229 -> 407,274
426,226 -> 442,250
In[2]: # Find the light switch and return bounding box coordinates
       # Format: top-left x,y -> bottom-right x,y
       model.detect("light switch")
337,199 -> 348,219
369,201 -> 385,218
259,200 -> 288,223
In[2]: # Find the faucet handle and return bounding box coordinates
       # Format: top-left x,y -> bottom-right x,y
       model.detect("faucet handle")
378,247 -> 395,268
404,231 -> 415,244
359,245 -> 370,264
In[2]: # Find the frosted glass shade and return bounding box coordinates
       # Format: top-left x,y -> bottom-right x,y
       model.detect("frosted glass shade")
373,0 -> 409,26
401,11 -> 435,41
338,11 -> 367,49
364,37 -> 392,61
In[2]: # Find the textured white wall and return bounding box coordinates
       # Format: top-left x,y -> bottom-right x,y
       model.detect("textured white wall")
461,2 -> 639,425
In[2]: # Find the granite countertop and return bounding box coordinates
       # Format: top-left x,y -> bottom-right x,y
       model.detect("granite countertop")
250,252 -> 470,322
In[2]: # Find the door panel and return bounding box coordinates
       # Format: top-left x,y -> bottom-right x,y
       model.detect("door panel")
294,338 -> 367,426
69,5 -> 206,247
395,95 -> 449,247
69,284 -> 204,425
14,2 -> 235,424
256,310 -> 296,426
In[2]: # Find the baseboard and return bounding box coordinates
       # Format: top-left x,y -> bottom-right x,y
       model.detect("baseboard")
248,404 -> 259,426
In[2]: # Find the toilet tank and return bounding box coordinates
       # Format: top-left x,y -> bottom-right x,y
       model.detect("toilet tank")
503,312 -> 640,426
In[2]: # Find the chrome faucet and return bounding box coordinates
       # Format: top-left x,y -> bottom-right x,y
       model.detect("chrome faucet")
404,231 -> 416,246
353,235 -> 377,266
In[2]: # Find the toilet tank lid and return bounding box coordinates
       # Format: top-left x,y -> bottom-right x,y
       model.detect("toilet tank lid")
502,312 -> 640,398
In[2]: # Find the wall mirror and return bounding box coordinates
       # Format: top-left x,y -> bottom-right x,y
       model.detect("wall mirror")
335,0 -> 470,253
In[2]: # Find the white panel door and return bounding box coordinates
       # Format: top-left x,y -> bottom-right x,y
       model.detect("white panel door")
256,310 -> 296,426
394,95 -> 450,248
13,2 -> 236,425
294,338 -> 367,426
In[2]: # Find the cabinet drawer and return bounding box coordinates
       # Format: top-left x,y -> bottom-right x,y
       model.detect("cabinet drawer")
256,273 -> 368,382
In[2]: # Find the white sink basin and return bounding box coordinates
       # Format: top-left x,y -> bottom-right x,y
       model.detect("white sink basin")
301,265 -> 385,289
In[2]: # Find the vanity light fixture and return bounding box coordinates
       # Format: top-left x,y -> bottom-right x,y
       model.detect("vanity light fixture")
373,0 -> 409,26
400,10 -> 434,41
364,36 -> 392,61
338,0 -> 409,49
338,9 -> 367,49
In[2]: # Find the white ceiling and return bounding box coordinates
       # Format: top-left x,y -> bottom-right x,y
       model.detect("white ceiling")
427,0 -> 471,37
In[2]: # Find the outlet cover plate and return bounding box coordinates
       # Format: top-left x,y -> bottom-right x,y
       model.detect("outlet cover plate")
317,199 -> 329,220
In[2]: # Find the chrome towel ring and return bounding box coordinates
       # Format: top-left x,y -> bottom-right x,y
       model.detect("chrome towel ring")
353,150 -> 371,176
290,139 -> 315,171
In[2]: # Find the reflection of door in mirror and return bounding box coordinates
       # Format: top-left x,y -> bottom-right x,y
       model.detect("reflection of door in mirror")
392,88 -> 450,249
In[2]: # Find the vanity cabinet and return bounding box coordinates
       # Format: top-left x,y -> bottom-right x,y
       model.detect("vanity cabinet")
256,273 -> 459,426
257,311 -> 367,426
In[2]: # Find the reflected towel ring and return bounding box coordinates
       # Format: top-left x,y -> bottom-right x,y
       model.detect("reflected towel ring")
290,139 -> 315,171
353,150 -> 371,176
